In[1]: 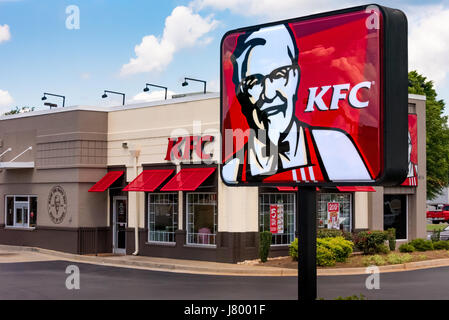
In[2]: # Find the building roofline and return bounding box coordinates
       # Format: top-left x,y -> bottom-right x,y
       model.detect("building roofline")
0,92 -> 220,121
408,93 -> 426,101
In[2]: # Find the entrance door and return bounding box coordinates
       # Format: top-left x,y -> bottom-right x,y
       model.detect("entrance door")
113,197 -> 127,254
14,202 -> 28,227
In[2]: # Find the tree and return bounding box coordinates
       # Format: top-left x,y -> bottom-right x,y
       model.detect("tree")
3,106 -> 34,116
408,70 -> 449,199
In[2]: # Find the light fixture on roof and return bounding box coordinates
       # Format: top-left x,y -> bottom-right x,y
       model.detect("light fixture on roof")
102,90 -> 125,106
143,83 -> 168,100
41,92 -> 65,107
181,77 -> 206,94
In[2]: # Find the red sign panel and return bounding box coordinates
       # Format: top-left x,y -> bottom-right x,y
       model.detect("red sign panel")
220,5 -> 408,187
401,114 -> 418,186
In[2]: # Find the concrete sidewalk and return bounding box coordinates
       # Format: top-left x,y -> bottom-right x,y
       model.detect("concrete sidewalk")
1,245 -> 449,276
0,245 -> 297,277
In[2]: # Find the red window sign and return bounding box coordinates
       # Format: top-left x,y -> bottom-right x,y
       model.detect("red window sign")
220,5 -> 408,187
270,205 -> 278,233
327,202 -> 340,230
165,135 -> 214,162
401,114 -> 418,187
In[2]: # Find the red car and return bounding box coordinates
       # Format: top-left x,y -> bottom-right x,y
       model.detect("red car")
427,204 -> 449,224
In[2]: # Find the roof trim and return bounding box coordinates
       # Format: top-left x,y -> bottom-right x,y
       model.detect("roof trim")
0,92 -> 220,121
408,93 -> 426,101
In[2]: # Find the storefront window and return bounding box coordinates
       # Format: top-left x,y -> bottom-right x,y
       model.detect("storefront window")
384,194 -> 407,240
317,193 -> 352,232
186,193 -> 217,245
5,195 -> 37,228
148,193 -> 178,243
259,193 -> 296,245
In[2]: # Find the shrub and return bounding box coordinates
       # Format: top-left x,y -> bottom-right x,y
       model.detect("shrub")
399,243 -> 415,253
431,230 -> 441,242
353,230 -> 389,254
316,245 -> 336,267
386,228 -> 396,251
409,238 -> 434,251
259,231 -> 272,263
376,243 -> 390,254
317,229 -> 343,238
317,237 -> 351,263
433,240 -> 449,250
342,231 -> 354,242
386,253 -> 412,265
289,238 -> 298,261
362,254 -> 386,266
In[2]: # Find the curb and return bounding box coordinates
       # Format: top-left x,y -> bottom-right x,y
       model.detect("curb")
318,258 -> 449,276
0,245 -> 297,277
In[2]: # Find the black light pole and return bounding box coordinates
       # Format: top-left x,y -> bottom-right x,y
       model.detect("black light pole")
297,187 -> 317,301
102,90 -> 126,106
42,93 -> 65,108
182,77 -> 206,94
143,83 -> 168,100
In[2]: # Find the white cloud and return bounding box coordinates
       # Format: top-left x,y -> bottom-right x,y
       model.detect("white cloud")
192,0 -> 352,20
120,6 -> 218,76
407,5 -> 449,88
131,90 -> 176,103
0,89 -> 14,114
0,24 -> 11,43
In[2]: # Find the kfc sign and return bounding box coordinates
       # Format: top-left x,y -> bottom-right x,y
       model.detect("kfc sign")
220,4 -> 408,186
165,135 -> 214,162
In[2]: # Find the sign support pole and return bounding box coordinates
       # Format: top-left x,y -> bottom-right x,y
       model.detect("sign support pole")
297,186 -> 317,301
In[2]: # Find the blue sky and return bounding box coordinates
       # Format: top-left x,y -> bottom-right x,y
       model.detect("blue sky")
0,0 -> 449,113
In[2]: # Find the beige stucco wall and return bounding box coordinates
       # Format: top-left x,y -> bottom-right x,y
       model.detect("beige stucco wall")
107,94 -> 259,231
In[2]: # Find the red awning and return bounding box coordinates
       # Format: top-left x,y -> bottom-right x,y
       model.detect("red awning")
337,186 -> 375,192
161,167 -> 216,191
123,169 -> 174,192
89,171 -> 124,192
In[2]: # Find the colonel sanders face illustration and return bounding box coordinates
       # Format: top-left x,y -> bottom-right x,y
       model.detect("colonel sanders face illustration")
233,24 -> 300,144
222,23 -> 372,184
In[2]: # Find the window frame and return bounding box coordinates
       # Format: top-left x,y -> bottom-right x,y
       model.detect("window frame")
259,192 -> 297,246
383,194 -> 408,241
4,195 -> 38,229
147,192 -> 178,244
185,192 -> 218,247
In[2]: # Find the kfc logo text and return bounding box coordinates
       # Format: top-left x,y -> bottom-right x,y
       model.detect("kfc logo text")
305,81 -> 372,112
165,135 -> 214,162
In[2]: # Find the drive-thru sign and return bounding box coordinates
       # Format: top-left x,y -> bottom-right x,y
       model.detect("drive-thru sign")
220,4 -> 408,300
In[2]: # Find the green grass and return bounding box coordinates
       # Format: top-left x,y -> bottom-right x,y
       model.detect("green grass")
427,223 -> 448,232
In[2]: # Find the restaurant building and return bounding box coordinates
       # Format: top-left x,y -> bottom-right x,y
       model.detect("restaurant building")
0,93 -> 426,263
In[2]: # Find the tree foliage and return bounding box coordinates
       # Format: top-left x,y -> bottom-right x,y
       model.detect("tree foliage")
3,106 -> 34,116
408,70 -> 449,199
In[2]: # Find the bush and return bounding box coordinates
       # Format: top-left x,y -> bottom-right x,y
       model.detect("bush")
433,240 -> 449,250
431,230 -> 441,242
289,238 -> 298,261
317,229 -> 343,238
409,238 -> 434,251
386,228 -> 396,251
317,237 -> 353,263
316,245 -> 336,267
399,243 -> 415,253
376,243 -> 390,254
353,230 -> 389,254
386,253 -> 412,265
362,254 -> 386,266
259,231 -> 272,263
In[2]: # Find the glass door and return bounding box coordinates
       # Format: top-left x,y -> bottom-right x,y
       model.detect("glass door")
113,197 -> 127,254
14,202 -> 28,227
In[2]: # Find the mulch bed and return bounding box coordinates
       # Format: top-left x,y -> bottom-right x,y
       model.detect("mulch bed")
251,250 -> 449,269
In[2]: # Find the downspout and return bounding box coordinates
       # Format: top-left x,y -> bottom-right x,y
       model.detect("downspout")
130,149 -> 141,256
